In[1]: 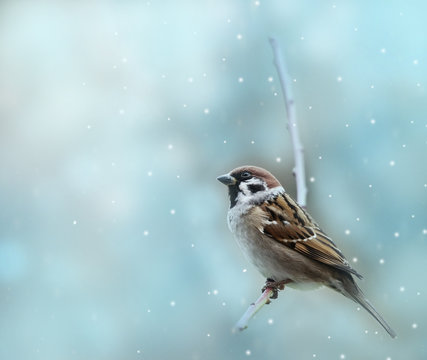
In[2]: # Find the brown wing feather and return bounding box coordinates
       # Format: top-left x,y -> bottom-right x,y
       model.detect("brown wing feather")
260,193 -> 363,279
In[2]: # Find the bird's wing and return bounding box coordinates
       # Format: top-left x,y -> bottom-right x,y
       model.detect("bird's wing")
255,192 -> 362,279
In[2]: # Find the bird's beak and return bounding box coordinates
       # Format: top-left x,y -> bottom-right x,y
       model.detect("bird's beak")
217,173 -> 237,186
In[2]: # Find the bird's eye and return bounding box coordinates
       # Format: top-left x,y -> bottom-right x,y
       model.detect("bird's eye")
241,171 -> 251,179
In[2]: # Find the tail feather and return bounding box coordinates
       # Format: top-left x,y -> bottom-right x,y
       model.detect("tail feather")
341,277 -> 397,338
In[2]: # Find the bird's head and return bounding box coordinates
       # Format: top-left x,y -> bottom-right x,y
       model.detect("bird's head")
217,166 -> 282,208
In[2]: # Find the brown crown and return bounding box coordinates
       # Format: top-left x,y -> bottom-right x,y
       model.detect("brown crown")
229,166 -> 282,188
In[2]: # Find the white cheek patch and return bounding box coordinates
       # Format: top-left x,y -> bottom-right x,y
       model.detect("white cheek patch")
238,178 -> 265,196
236,179 -> 283,206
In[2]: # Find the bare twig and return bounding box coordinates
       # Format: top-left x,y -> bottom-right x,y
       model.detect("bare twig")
234,288 -> 274,332
234,37 -> 308,332
269,37 -> 307,207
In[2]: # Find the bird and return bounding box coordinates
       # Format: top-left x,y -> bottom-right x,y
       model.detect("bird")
217,165 -> 396,338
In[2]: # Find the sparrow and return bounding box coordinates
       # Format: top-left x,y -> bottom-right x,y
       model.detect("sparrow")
217,165 -> 396,338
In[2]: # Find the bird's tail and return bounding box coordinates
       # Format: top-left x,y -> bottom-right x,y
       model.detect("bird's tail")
341,276 -> 397,338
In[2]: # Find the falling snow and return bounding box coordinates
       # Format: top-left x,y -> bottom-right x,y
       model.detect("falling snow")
3,2 -> 426,360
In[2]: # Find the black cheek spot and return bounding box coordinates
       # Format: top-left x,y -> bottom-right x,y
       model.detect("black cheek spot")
248,184 -> 265,194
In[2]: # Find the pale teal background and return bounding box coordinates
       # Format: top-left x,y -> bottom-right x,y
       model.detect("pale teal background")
0,1 -> 426,359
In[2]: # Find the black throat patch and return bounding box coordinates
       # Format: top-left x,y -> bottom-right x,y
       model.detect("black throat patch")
228,184 -> 240,208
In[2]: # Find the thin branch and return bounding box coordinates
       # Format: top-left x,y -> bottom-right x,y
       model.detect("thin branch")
234,37 -> 308,332
269,37 -> 308,207
234,288 -> 274,332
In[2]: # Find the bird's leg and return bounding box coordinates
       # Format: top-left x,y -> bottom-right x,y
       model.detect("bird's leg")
262,278 -> 290,302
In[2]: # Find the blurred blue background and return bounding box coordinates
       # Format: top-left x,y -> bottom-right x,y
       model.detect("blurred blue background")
0,1 -> 426,359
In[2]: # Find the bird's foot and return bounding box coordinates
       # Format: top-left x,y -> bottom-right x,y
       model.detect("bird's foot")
262,278 -> 290,302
